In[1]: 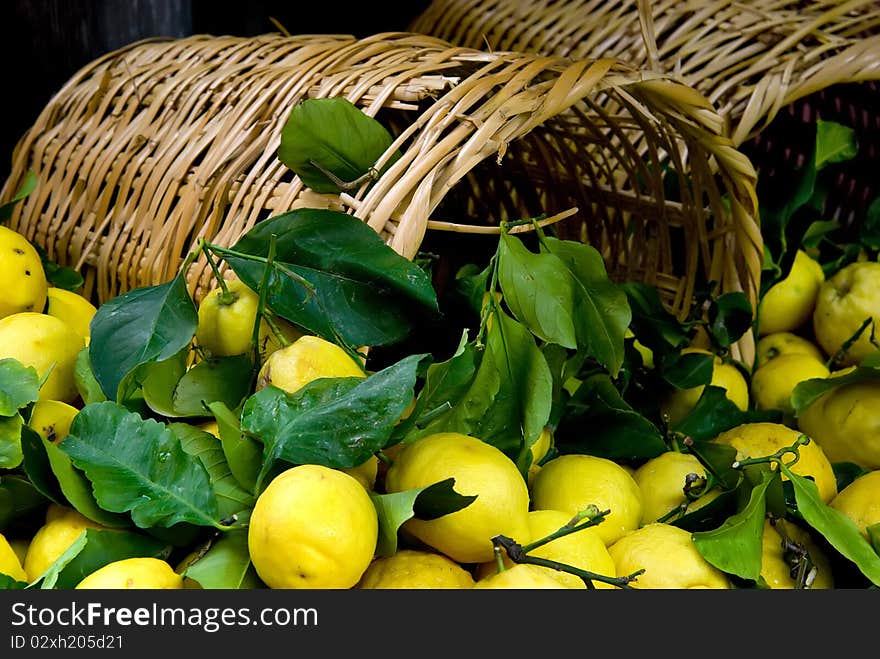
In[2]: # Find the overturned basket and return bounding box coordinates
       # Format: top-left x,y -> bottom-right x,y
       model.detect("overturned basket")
0,31 -> 760,361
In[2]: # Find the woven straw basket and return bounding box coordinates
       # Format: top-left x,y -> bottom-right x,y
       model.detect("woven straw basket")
0,31 -> 761,362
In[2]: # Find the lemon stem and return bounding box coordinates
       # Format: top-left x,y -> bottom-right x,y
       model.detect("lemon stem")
200,240 -> 233,304
261,309 -> 291,349
250,235 -> 278,380
519,507 -> 608,554
730,434 -> 809,471
493,544 -> 506,574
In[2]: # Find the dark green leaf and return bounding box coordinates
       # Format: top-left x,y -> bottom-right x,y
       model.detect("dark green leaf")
453,263 -> 491,317
32,243 -> 86,292
182,526 -> 261,589
0,358 -> 40,416
208,401 -> 262,495
172,354 -> 253,418
541,237 -> 630,376
860,197 -> 880,250
672,386 -> 780,441
0,574 -> 27,589
686,440 -> 742,492
225,209 -> 437,349
42,438 -> 130,528
791,366 -> 880,415
170,422 -> 255,519
0,170 -> 37,222
73,347 -> 107,405
621,281 -> 688,356
661,352 -> 713,389
0,414 -> 23,469
277,97 -> 401,194
242,354 -> 427,488
0,474 -> 47,532
832,461 -> 870,494
140,349 -> 189,418
20,426 -> 65,505
89,272 -> 198,401
60,402 -> 222,529
780,464 -> 880,586
708,293 -> 754,348
497,232 -> 577,349
815,119 -> 858,170
412,477 -> 477,520
692,470 -> 776,581
669,487 -> 739,533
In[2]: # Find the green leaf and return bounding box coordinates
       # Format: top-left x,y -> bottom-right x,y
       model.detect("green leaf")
20,426 -> 65,505
243,354 -> 427,488
182,527 -> 261,589
73,347 -> 107,405
791,366 -> 880,415
34,530 -> 89,588
556,374 -> 666,461
661,352 -> 713,389
170,422 -> 255,519
707,293 -> 753,349
0,574 -> 27,589
814,119 -> 858,170
140,349 -> 189,417
0,474 -> 47,532
0,358 -> 40,416
692,470 -> 776,581
0,170 -> 37,222
672,386 -> 780,441
59,401 -> 222,529
224,209 -> 438,349
89,272 -> 198,401
497,231 -> 577,349
860,197 -> 880,250
541,237 -> 631,376
780,464 -> 880,586
42,438 -> 130,528
453,263 -> 492,317
277,97 -> 401,194
869,523 -> 880,555
0,414 -> 24,469
369,478 -> 476,557
686,440 -> 742,492
172,354 -> 253,417
43,528 -> 170,590
208,401 -> 262,495
621,281 -> 689,356
31,243 -> 85,292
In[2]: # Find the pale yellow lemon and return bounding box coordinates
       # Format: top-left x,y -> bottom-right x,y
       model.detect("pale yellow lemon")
75,557 -> 183,589
357,549 -> 475,589
758,250 -> 824,336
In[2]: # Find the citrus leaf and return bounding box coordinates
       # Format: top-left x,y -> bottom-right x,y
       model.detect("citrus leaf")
692,470 -> 776,581
73,347 -> 107,405
780,464 -> 880,586
225,209 -> 437,349
0,170 -> 37,222
277,97 -> 401,193
34,530 -> 89,589
243,353 -> 427,489
369,478 -> 476,557
182,524 -> 261,589
89,271 -> 198,401
672,386 -> 780,441
59,401 -> 222,529
0,358 -> 39,416
208,401 -> 261,495
0,574 -> 27,590
707,292 -> 753,349
541,236 -> 630,377
0,414 -> 23,469
42,438 -> 130,529
660,352 -> 714,389
791,366 -> 880,415
0,474 -> 47,532
172,354 -> 253,418
20,426 -> 65,505
622,281 -> 689,356
170,422 -> 255,519
140,349 -> 189,418
815,119 -> 858,170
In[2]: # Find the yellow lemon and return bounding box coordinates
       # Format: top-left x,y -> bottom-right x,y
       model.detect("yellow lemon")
248,464 -> 378,589
661,348 -> 749,427
632,451 -> 717,525
45,287 -> 97,343
755,331 -> 825,369
340,455 -> 379,491
27,399 -> 79,444
607,522 -> 731,589
750,353 -> 830,417
797,381 -> 880,470
473,563 -> 568,589
0,225 -> 47,319
829,470 -> 880,541
529,453 -> 643,546
758,249 -> 824,336
197,419 -> 220,438
0,312 -> 85,403
357,549 -> 475,589
75,557 -> 183,589
256,334 -> 364,394
813,260 -> 880,366
24,506 -> 105,582
384,432 -> 531,564
711,422 -> 838,503
0,532 -> 27,582
759,519 -> 834,589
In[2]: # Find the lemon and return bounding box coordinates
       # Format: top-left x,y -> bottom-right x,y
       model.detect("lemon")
0,532 -> 27,582
75,557 -> 183,589
27,399 -> 79,444
711,422 -> 838,503
661,348 -> 749,427
248,464 -> 378,589
340,455 -> 379,491
755,331 -> 825,369
530,453 -> 643,547
24,506 -> 105,582
813,260 -> 880,366
256,334 -> 365,394
0,225 -> 48,319
530,427 -> 552,465
480,509 -> 617,589
0,312 -> 85,403
797,380 -> 880,470
473,563 -> 568,589
758,249 -> 824,336
607,522 -> 731,589
750,353 -> 830,416
829,470 -> 880,541
632,450 -> 717,524
357,549 -> 475,589
759,519 -> 834,589
384,432 -> 531,564
45,287 -> 97,343
197,419 -> 220,438
625,328 -> 654,369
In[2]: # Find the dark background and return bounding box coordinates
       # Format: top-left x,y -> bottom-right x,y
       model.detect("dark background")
0,0 -> 430,183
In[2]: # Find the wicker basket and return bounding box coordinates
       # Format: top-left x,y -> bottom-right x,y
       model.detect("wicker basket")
0,31 -> 761,362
